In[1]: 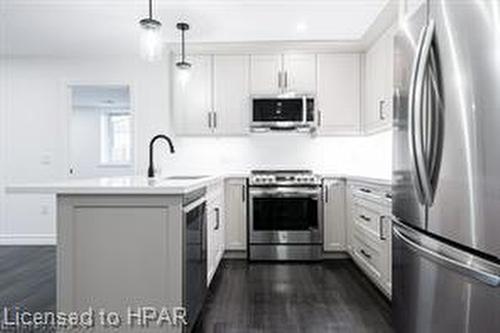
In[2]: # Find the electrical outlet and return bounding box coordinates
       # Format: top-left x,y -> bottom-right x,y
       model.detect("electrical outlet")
40,152 -> 52,165
40,205 -> 50,215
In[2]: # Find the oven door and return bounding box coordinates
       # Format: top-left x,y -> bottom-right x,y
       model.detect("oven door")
249,186 -> 322,244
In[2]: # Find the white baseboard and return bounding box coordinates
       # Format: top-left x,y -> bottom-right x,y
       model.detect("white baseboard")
0,234 -> 56,245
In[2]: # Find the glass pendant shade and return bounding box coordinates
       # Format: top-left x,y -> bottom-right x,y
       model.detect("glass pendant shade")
139,18 -> 163,61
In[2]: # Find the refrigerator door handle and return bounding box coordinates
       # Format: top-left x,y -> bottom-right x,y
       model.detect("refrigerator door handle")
413,20 -> 436,206
408,24 -> 429,205
393,222 -> 500,287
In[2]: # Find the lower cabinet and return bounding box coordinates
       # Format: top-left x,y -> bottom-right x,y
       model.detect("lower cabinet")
346,181 -> 392,297
224,178 -> 248,251
207,180 -> 225,285
323,178 -> 347,252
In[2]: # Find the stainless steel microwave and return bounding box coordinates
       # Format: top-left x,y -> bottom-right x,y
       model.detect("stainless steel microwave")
250,96 -> 315,131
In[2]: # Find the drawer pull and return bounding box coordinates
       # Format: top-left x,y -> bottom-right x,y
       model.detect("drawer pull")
214,207 -> 220,230
360,249 -> 372,259
359,188 -> 372,194
379,216 -> 387,240
359,214 -> 371,222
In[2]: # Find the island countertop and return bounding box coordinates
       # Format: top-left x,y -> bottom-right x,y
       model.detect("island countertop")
6,175 -> 224,195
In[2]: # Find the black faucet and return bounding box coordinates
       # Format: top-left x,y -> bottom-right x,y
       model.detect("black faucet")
147,134 -> 175,178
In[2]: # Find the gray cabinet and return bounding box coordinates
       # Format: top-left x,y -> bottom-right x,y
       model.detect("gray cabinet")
57,195 -> 184,333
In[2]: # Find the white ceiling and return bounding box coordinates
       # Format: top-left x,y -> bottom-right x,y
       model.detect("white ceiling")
0,0 -> 389,56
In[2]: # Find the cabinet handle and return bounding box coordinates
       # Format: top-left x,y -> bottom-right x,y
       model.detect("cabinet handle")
324,184 -> 329,203
360,249 -> 372,259
208,112 -> 212,128
284,71 -> 288,89
278,71 -> 283,89
213,111 -> 217,128
379,216 -> 386,240
214,207 -> 220,230
379,100 -> 386,120
359,188 -> 372,194
359,214 -> 371,222
242,184 -> 246,202
317,110 -> 322,127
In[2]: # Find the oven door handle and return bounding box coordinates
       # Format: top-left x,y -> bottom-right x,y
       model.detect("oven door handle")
250,187 -> 320,198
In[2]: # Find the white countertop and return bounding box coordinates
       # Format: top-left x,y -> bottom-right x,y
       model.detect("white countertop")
6,175 -> 224,195
322,174 -> 392,187
6,173 -> 391,195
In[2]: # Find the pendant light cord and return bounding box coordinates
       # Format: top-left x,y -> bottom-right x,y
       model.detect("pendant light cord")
149,0 -> 153,20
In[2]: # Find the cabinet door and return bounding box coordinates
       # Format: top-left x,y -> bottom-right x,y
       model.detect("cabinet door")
317,54 -> 361,135
250,54 -> 282,94
323,179 -> 346,251
173,55 -> 213,135
381,215 -> 392,295
207,206 -> 217,284
214,55 -> 250,135
345,184 -> 355,256
363,27 -> 395,134
224,178 -> 247,251
283,54 -> 317,93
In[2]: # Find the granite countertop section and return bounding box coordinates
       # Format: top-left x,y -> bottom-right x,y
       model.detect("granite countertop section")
6,175 -> 224,195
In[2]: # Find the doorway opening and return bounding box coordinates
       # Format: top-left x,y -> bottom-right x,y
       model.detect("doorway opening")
68,85 -> 134,178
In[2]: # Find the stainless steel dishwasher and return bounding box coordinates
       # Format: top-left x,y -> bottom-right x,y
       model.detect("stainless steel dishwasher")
182,187 -> 207,332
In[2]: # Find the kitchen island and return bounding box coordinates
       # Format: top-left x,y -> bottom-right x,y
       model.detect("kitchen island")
8,175 -> 222,333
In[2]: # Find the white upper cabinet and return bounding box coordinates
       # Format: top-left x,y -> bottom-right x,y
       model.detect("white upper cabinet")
213,55 -> 250,135
250,54 -> 282,95
363,26 -> 395,134
317,53 -> 361,135
283,54 -> 317,93
173,54 -> 250,136
173,55 -> 213,135
250,54 -> 316,94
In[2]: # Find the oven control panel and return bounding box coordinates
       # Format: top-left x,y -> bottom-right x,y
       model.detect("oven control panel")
250,170 -> 321,186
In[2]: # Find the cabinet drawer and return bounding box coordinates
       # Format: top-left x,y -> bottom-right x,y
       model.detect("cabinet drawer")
353,202 -> 380,240
352,231 -> 383,281
351,183 -> 392,207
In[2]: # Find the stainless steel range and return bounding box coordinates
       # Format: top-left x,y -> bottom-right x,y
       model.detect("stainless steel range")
248,170 -> 323,261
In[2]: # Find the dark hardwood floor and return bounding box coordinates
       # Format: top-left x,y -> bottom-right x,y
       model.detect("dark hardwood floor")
195,260 -> 392,333
0,246 -> 56,314
0,247 -> 392,332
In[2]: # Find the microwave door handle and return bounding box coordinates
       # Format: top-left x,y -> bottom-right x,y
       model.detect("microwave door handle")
302,96 -> 307,123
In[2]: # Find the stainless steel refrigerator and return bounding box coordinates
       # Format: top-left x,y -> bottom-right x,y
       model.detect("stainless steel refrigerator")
392,0 -> 500,332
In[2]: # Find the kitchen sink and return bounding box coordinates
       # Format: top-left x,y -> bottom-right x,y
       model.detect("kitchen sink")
164,175 -> 209,180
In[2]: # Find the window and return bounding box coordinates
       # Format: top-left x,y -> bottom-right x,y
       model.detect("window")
100,112 -> 132,165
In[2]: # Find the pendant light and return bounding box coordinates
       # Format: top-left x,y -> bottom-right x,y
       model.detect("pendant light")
139,0 -> 163,61
176,22 -> 191,70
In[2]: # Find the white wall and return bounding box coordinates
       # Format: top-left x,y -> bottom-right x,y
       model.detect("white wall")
70,108 -> 133,178
0,55 -> 392,244
1,56 -> 170,244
